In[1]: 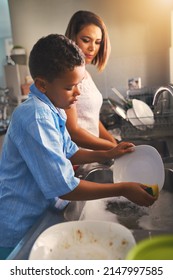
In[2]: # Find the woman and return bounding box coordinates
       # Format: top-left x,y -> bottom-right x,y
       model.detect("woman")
65,10 -> 118,150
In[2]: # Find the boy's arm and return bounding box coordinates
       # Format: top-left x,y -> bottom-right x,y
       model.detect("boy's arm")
59,179 -> 156,207
70,141 -> 134,165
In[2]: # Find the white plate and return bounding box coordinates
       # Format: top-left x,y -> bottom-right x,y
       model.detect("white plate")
132,99 -> 154,127
127,108 -> 146,130
29,220 -> 136,260
113,105 -> 127,119
113,145 -> 165,191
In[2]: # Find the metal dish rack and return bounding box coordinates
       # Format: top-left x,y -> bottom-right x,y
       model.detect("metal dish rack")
120,87 -> 173,139
121,112 -> 173,139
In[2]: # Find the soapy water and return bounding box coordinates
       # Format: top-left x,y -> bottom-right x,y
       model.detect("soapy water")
79,198 -> 119,222
79,190 -> 173,230
138,191 -> 173,230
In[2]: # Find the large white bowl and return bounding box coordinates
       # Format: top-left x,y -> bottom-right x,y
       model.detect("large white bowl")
29,220 -> 136,260
113,145 -> 165,191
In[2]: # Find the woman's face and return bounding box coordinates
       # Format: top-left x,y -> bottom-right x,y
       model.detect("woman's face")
75,24 -> 102,65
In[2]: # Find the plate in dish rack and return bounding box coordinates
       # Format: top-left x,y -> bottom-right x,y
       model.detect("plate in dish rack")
127,107 -> 146,130
132,99 -> 154,127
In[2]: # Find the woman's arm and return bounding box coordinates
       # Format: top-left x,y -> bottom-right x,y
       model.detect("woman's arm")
70,141 -> 134,165
65,105 -> 117,150
99,121 -> 118,145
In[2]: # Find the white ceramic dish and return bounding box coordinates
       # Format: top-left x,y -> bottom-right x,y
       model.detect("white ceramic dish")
113,105 -> 127,119
132,99 -> 154,127
127,107 -> 146,130
29,220 -> 136,260
113,145 -> 165,191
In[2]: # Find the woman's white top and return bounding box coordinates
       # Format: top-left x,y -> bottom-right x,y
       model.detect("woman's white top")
76,71 -> 103,137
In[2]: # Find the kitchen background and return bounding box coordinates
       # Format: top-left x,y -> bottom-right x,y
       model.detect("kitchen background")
1,1 -> 173,260
0,0 -> 173,100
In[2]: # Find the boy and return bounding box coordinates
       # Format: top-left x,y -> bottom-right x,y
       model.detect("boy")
0,34 -> 156,258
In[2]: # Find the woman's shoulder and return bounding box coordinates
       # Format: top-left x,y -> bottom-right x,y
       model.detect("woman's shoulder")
84,70 -> 92,80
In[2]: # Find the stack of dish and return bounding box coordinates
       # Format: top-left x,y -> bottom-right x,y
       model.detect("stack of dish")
111,87 -> 155,130
127,99 -> 155,130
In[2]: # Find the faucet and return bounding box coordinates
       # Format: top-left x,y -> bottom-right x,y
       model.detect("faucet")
152,84 -> 173,114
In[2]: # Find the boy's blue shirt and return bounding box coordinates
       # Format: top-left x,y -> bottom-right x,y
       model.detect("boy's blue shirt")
0,84 -> 80,247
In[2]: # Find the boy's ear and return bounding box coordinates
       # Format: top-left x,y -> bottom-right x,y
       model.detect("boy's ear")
35,77 -> 47,93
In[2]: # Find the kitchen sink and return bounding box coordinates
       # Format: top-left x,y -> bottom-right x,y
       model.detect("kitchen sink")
65,135 -> 173,231
64,166 -> 173,231
83,167 -> 113,183
106,168 -> 173,230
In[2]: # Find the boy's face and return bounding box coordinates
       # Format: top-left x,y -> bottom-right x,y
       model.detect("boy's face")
38,65 -> 85,109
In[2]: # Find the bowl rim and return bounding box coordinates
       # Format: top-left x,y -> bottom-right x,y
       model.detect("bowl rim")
126,234 -> 173,260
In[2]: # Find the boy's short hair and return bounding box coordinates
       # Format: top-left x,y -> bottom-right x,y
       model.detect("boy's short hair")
29,34 -> 85,82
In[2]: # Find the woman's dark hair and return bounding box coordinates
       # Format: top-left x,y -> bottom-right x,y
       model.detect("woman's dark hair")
65,10 -> 111,71
29,34 -> 85,82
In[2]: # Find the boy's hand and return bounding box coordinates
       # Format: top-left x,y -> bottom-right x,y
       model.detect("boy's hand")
108,141 -> 135,159
121,182 -> 157,207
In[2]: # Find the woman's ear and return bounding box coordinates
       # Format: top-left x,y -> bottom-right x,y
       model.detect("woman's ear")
35,77 -> 47,93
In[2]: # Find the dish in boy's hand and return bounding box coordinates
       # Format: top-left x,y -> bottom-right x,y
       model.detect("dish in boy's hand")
113,145 -> 165,192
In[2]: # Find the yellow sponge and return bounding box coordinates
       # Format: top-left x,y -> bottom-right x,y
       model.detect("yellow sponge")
145,184 -> 159,198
